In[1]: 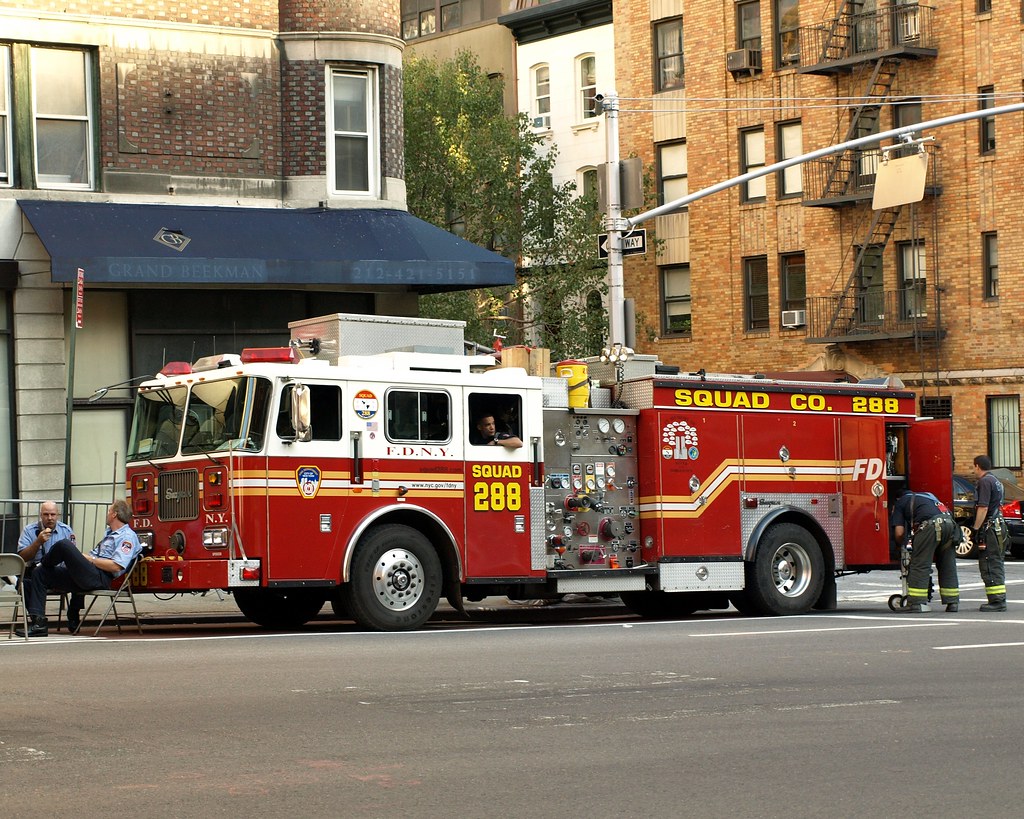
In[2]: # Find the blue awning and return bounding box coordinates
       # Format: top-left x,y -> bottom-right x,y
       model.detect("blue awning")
19,200 -> 514,290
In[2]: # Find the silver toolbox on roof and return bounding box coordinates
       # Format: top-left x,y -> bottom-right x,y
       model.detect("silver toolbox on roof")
289,313 -> 466,363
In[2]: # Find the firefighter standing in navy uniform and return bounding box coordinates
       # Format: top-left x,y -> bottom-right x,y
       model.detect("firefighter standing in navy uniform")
892,488 -> 960,613
973,454 -> 1008,612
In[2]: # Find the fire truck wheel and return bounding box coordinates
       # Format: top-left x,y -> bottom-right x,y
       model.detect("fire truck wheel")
233,588 -> 328,629
746,523 -> 825,615
347,524 -> 442,632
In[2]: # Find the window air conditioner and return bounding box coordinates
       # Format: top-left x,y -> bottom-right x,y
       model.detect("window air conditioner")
781,309 -> 807,328
532,115 -> 551,129
727,48 -> 762,75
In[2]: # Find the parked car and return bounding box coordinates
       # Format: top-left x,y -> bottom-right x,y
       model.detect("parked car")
951,471 -> 1024,560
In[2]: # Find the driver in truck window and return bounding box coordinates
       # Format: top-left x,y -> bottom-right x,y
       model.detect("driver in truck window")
470,413 -> 522,448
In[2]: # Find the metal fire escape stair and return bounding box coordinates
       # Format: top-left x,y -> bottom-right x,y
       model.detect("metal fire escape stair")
818,56 -> 901,200
826,205 -> 902,336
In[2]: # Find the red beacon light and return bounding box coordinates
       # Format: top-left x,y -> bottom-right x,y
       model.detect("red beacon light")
159,361 -> 193,376
240,347 -> 298,364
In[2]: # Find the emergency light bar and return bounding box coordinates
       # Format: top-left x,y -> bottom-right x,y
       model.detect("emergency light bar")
192,353 -> 243,372
240,347 -> 298,364
159,361 -> 193,376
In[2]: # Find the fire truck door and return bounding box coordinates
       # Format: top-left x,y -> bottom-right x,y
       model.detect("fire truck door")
906,419 -> 954,508
267,383 -> 349,581
464,392 -> 534,578
839,416 -> 890,566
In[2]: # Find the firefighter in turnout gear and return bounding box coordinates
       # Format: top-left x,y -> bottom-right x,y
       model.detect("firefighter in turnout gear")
892,489 -> 960,613
973,455 -> 1008,612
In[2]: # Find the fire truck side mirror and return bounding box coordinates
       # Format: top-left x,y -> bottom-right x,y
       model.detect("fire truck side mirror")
291,383 -> 312,442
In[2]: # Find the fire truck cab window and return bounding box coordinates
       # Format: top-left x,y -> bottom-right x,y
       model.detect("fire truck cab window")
276,384 -> 343,441
468,394 -> 522,446
386,390 -> 450,443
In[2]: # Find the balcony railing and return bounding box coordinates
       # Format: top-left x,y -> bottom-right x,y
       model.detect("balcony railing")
803,145 -> 942,207
804,288 -> 944,344
799,4 -> 937,72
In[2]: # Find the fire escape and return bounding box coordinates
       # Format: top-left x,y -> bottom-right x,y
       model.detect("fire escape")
796,2 -> 942,345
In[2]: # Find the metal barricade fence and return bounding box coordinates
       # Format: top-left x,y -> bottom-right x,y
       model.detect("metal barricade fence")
0,498 -> 112,556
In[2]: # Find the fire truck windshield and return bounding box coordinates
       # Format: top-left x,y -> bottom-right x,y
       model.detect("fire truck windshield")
127,377 -> 272,459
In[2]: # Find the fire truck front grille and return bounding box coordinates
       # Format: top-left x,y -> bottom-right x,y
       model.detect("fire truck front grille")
159,469 -> 200,521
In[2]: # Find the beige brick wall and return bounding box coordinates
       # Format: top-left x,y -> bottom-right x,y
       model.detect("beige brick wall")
615,0 -> 1024,472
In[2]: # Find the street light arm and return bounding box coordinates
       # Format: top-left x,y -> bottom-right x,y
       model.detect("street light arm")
625,101 -> 1024,226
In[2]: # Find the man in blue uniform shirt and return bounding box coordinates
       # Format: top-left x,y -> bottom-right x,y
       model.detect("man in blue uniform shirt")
16,500 -> 76,574
19,499 -> 142,637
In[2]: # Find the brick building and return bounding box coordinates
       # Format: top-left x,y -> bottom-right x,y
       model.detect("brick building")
401,1 -> 1023,474
614,0 -> 1023,475
0,0 -> 513,505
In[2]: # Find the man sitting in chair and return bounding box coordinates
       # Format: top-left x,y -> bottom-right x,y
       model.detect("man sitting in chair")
18,499 -> 142,637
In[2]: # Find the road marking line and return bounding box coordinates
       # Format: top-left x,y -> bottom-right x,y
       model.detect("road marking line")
934,641 -> 1024,651
691,622 -> 951,637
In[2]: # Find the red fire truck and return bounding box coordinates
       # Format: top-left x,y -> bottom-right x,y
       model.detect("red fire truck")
124,313 -> 953,630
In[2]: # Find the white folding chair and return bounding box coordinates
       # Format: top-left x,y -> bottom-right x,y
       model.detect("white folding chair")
79,556 -> 143,636
1,553 -> 30,641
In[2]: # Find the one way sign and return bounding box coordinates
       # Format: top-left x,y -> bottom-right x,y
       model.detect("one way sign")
597,229 -> 647,259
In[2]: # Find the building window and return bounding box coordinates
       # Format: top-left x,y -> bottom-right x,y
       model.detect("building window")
893,97 -> 922,132
774,0 -> 800,66
441,2 -> 461,30
578,54 -> 597,120
776,121 -> 802,196
400,0 -> 436,39
736,1 -> 762,50
898,240 -> 927,318
987,395 -> 1021,470
661,265 -> 692,336
979,86 -> 995,153
654,17 -> 684,92
658,141 -> 687,207
327,67 -> 377,196
780,253 -> 805,312
854,107 -> 880,185
531,64 -> 550,129
977,0 -> 992,13
579,167 -> 598,202
741,128 -> 766,201
983,231 -> 998,299
856,245 -> 884,325
744,257 -> 769,331
1,45 -> 95,189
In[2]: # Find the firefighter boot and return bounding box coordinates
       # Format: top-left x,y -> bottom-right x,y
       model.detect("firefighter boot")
945,603 -> 959,612
14,615 -> 49,638
980,597 -> 1007,612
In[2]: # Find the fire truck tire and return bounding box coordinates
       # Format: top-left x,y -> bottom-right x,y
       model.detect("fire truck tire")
233,588 -> 327,629
346,524 -> 442,632
746,523 -> 825,615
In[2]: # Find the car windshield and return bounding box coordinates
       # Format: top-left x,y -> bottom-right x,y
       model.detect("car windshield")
127,377 -> 272,459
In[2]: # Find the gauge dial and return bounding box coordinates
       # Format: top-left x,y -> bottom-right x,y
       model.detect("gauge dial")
612,418 -> 626,434
597,418 -> 610,434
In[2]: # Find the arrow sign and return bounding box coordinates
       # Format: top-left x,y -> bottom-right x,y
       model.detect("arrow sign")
598,229 -> 647,259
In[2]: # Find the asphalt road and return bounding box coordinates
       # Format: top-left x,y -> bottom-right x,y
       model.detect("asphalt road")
3,563 -> 1023,818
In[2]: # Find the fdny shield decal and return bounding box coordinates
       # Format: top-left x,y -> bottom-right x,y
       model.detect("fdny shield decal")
296,466 -> 322,499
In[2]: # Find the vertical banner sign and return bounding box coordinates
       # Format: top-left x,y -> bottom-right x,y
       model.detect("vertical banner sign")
76,268 -> 85,329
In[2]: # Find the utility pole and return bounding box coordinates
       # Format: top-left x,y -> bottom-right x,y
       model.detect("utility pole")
597,90 -> 627,347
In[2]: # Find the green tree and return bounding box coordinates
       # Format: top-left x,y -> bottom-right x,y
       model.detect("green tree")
403,51 -> 607,360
